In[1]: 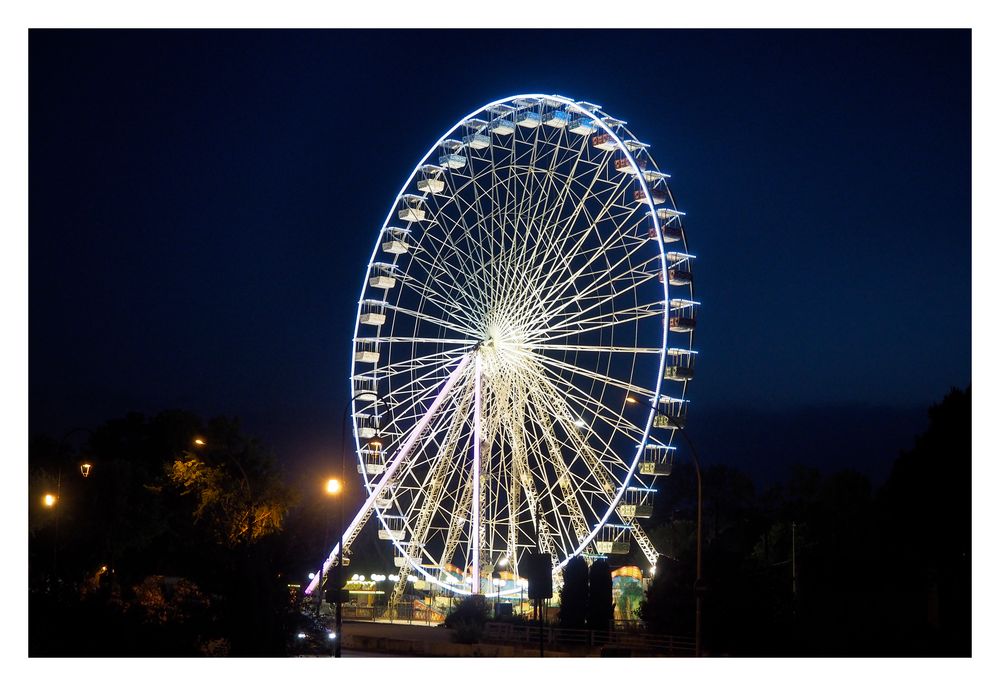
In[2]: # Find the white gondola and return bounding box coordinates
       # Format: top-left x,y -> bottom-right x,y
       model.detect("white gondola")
655,207 -> 685,221
359,446 -> 385,475
664,348 -> 697,381
642,169 -> 670,183
394,556 -> 422,567
417,164 -> 446,194
601,115 -> 626,129
615,156 -> 647,174
379,515 -> 406,540
374,489 -> 393,510
591,132 -> 618,151
667,268 -> 693,286
439,152 -> 467,169
463,117 -> 489,131
617,487 -> 655,519
664,252 -> 695,286
354,412 -> 379,439
648,222 -> 683,243
669,298 -> 699,333
544,110 -> 571,128
575,101 -> 602,112
517,110 -> 541,128
569,116 -> 597,135
595,524 -> 631,555
352,374 -> 377,401
438,140 -> 466,169
653,397 -> 689,429
639,445 -> 676,476
634,186 -> 668,205
489,106 -> 516,135
359,300 -> 387,326
369,262 -> 398,290
623,139 -> 650,152
382,227 -> 411,255
397,194 -> 428,222
354,340 -> 379,364
462,132 -> 491,149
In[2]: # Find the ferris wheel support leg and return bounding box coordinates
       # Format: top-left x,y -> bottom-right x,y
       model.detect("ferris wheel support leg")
305,352 -> 474,596
626,518 -> 660,568
471,353 -> 483,595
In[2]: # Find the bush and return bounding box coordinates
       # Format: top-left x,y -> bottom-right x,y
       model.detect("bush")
445,595 -> 489,644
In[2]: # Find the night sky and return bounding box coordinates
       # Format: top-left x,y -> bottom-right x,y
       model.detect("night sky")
29,29 -> 971,487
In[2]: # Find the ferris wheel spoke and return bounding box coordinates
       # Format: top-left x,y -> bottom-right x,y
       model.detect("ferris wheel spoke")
524,170 -> 639,315
531,343 -> 662,354
528,210 -> 652,329
532,302 -> 664,343
383,303 -> 481,338
526,372 -> 625,498
404,247 -> 487,321
528,349 -> 657,399
519,358 -> 649,444
397,381 -> 476,574
532,257 -> 657,337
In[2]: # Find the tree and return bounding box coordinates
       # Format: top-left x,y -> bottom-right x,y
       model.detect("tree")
558,556 -> 588,629
587,559 -> 614,633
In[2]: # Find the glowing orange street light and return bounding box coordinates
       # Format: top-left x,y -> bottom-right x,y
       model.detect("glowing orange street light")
326,478 -> 343,495
42,493 -> 57,508
80,462 -> 92,478
193,438 -> 206,446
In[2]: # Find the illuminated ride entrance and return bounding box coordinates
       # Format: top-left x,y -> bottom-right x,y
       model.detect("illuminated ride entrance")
305,94 -> 697,608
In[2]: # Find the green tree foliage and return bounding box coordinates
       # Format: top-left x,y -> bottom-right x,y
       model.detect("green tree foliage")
167,440 -> 293,547
558,556 -> 588,629
29,410 -> 299,656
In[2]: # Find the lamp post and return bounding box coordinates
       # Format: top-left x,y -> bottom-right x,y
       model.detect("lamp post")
626,396 -> 704,657
317,478 -> 343,619
332,392 -> 380,657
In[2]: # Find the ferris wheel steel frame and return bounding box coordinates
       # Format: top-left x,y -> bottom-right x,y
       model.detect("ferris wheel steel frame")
305,93 -> 696,600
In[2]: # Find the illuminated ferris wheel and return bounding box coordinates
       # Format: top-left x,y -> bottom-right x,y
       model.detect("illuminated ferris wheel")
306,94 -> 697,602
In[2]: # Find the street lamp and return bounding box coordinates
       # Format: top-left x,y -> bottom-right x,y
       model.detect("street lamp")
42,493 -> 57,508
330,392 -> 382,657
326,478 -> 342,495
626,395 -> 704,657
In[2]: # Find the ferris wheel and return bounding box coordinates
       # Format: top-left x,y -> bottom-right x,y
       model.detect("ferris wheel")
306,94 -> 697,601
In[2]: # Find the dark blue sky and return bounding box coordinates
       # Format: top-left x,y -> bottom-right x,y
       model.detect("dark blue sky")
29,29 -> 970,486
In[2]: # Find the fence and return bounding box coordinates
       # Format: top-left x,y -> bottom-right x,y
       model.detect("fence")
483,622 -> 696,656
340,602 -> 445,625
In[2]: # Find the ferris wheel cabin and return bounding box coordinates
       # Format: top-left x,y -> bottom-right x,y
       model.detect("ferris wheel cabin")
664,348 -> 697,382
369,262 -> 399,290
378,515 -> 406,541
668,298 -> 699,333
381,227 -> 412,255
617,487 -> 656,519
417,164 -> 446,194
640,444 -> 677,477
596,523 -> 632,555
653,396 -> 689,430
354,340 -> 380,364
359,299 -> 387,326
397,194 -> 429,222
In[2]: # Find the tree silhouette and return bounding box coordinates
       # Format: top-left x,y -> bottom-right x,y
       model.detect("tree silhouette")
587,559 -> 614,633
558,556 -> 588,629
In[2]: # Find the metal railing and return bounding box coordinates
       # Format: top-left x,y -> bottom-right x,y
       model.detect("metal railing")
340,603 -> 445,625
483,622 -> 695,656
